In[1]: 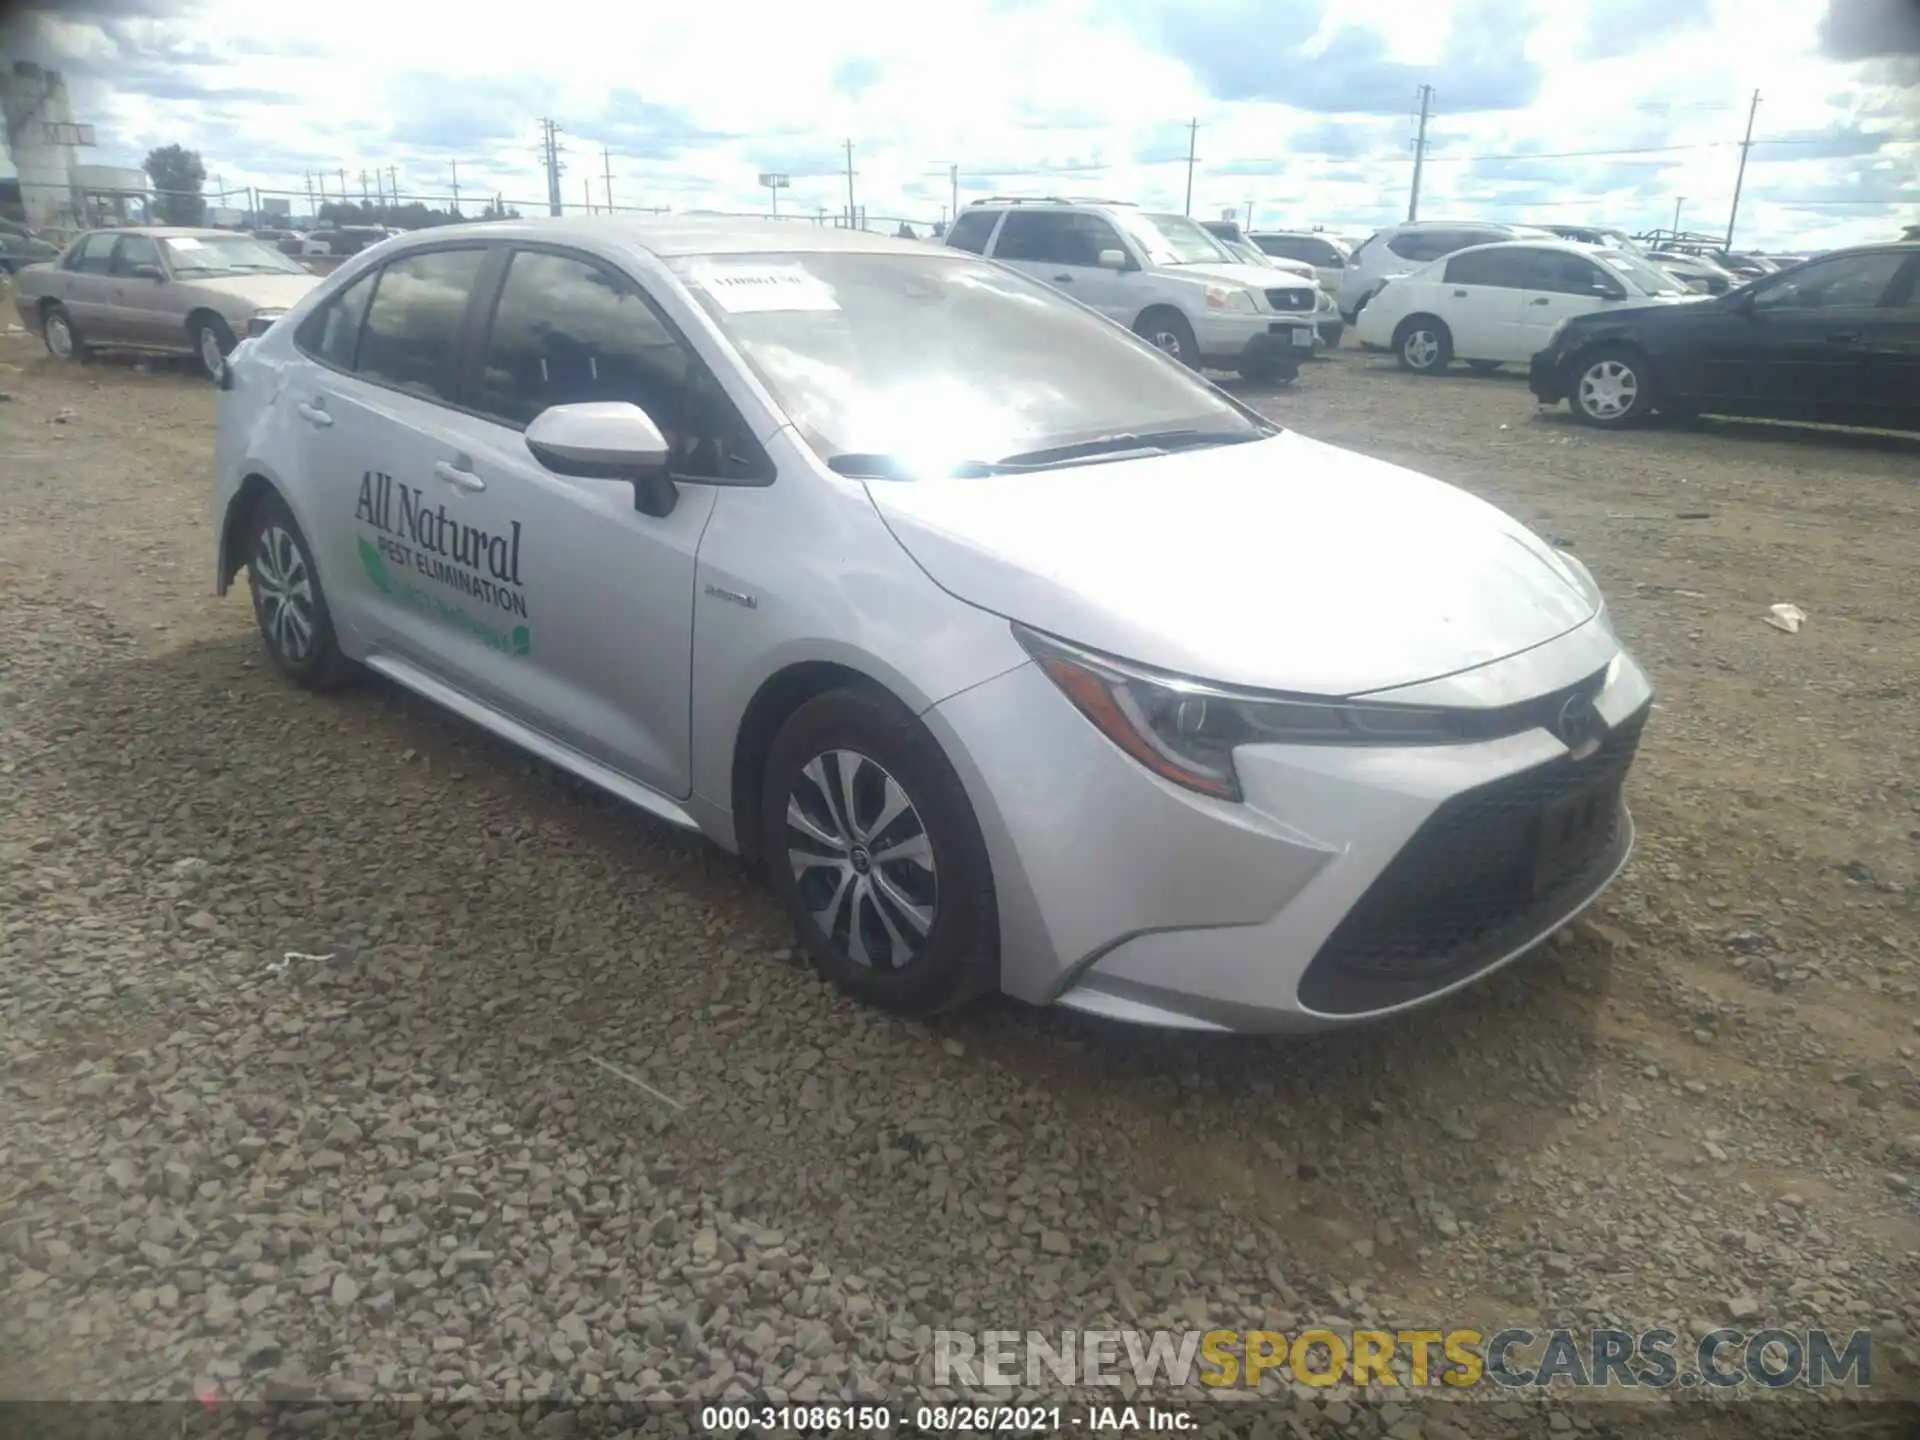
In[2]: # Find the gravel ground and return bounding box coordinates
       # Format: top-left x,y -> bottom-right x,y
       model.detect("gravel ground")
1,312 -> 1917,1437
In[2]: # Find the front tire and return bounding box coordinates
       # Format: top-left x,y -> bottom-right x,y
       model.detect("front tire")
1570,345 -> 1654,428
761,688 -> 998,1017
193,314 -> 236,381
245,492 -> 355,689
42,303 -> 88,363
1394,316 -> 1452,374
1134,308 -> 1200,369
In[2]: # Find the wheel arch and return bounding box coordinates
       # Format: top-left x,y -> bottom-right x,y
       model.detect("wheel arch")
217,471 -> 285,595
186,306 -> 234,343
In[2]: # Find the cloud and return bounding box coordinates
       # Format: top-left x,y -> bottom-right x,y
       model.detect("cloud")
1748,125 -> 1897,163
1817,0 -> 1920,60
381,72 -> 558,152
1577,0 -> 1714,60
830,56 -> 883,99
1125,0 -> 1545,114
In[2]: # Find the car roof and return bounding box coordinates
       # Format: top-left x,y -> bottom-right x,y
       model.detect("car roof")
1429,238 -> 1615,259
86,226 -> 236,240
377,215 -> 950,260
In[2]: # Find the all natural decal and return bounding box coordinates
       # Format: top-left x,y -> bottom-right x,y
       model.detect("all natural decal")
355,471 -> 533,656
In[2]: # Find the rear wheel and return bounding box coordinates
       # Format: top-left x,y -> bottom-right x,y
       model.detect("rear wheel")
1134,308 -> 1200,368
41,303 -> 88,363
1571,346 -> 1654,428
1394,316 -> 1453,374
762,687 -> 997,1017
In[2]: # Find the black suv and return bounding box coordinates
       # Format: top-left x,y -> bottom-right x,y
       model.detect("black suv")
1530,243 -> 1919,434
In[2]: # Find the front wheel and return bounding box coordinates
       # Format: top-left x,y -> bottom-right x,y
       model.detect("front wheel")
762,688 -> 998,1017
193,315 -> 236,381
1134,309 -> 1200,369
42,303 -> 88,363
1571,346 -> 1655,427
246,492 -> 355,689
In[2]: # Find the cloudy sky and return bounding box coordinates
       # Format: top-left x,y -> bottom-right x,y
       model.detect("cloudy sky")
2,0 -> 1916,246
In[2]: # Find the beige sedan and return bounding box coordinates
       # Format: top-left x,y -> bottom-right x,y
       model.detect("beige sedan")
10,226 -> 323,380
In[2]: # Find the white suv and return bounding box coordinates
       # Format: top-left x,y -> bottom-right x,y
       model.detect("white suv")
1338,221 -> 1556,324
946,199 -> 1321,383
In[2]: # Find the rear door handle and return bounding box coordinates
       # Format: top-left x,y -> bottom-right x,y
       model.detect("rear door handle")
1452,289 -> 1468,298
1530,297 -> 1552,306
1051,273 -> 1074,283
1825,332 -> 1861,345
295,401 -> 332,428
433,458 -> 485,493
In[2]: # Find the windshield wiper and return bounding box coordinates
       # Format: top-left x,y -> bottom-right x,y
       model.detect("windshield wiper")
991,428 -> 1270,468
827,453 -> 1010,479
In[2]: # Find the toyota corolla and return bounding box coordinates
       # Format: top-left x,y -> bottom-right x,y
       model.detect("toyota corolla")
213,218 -> 1652,1033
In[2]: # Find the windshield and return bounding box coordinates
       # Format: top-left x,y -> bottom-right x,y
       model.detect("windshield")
670,252 -> 1269,475
1594,249 -> 1687,296
1113,211 -> 1236,266
1223,237 -> 1272,267
162,235 -> 307,276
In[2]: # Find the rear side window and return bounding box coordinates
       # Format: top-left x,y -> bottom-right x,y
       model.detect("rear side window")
295,268 -> 379,370
354,248 -> 487,402
945,209 -> 999,255
72,232 -> 117,273
1444,248 -> 1529,288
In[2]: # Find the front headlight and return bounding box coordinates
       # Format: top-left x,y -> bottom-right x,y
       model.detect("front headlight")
1205,285 -> 1258,313
1016,625 -> 1462,802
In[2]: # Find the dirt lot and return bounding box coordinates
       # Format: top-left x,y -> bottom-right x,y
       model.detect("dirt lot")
2,309 -> 1917,1436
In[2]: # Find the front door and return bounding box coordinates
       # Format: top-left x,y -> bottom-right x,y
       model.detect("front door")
1516,248 -> 1624,359
104,233 -> 175,347
990,210 -> 1133,322
1860,257 -> 1920,432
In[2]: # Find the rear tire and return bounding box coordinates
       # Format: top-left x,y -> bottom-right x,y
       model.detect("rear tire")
1134,308 -> 1200,369
1570,345 -> 1655,428
1393,316 -> 1453,374
245,491 -> 356,690
41,303 -> 88,363
761,687 -> 998,1018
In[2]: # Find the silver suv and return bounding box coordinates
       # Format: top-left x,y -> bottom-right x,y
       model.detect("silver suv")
946,198 -> 1321,383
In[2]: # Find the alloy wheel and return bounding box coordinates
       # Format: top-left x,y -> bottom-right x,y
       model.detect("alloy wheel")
1578,359 -> 1639,420
199,325 -> 226,378
45,313 -> 72,360
1150,329 -> 1184,358
254,524 -> 316,663
1403,329 -> 1441,370
785,749 -> 938,970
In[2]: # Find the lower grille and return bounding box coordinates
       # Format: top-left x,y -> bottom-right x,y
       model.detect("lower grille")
1266,288 -> 1316,312
1296,703 -> 1649,1016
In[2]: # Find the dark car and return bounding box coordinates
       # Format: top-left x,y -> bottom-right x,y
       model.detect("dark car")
1530,243 -> 1919,433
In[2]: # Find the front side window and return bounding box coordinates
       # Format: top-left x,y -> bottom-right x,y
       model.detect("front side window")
295,268 -> 379,370
1113,212 -> 1233,266
1752,252 -> 1908,312
670,251 -> 1269,476
355,248 -> 488,402
995,212 -> 1125,267
161,234 -> 306,276
1593,250 -> 1686,297
110,234 -> 160,276
945,209 -> 998,255
1522,249 -> 1613,296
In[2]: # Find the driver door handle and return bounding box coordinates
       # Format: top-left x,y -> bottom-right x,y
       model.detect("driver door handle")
1825,332 -> 1861,346
433,458 -> 485,493
295,401 -> 332,428
1452,289 -> 1468,298
1530,297 -> 1552,306
1051,273 -> 1074,283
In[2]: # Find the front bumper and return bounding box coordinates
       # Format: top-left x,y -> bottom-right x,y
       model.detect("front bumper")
1193,309 -> 1316,365
1529,347 -> 1569,402
923,619 -> 1653,1033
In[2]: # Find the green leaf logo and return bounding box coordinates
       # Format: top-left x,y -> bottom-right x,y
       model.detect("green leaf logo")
511,625 -> 532,656
357,538 -> 392,594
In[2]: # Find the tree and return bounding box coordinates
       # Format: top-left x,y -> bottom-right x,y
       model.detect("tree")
143,145 -> 207,225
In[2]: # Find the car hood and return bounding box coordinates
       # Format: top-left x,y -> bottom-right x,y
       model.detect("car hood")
1177,261 -> 1316,292
867,431 -> 1600,696
178,272 -> 321,310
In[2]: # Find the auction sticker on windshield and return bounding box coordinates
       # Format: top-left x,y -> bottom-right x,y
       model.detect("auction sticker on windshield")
169,236 -> 203,249
689,263 -> 839,314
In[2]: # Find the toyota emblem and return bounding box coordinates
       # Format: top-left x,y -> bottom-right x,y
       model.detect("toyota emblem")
1556,692 -> 1600,752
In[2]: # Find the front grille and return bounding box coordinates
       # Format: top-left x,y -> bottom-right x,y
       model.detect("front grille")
1296,702 -> 1649,1016
1265,288 -> 1316,312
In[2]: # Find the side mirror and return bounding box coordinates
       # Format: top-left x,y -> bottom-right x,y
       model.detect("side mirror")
132,264 -> 165,282
1096,248 -> 1129,271
1593,281 -> 1627,301
1724,288 -> 1756,314
525,401 -> 679,518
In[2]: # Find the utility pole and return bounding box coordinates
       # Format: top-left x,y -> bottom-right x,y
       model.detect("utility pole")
337,169 -> 348,206
1408,84 -> 1434,222
602,147 -> 614,213
450,159 -> 460,216
1184,117 -> 1199,216
950,162 -> 958,222
303,170 -> 315,220
374,168 -> 384,208
538,118 -> 566,217
1245,198 -> 1254,230
359,169 -> 370,205
583,178 -> 592,214
1673,196 -> 1685,234
1725,88 -> 1761,250
844,139 -> 857,228
388,165 -> 399,208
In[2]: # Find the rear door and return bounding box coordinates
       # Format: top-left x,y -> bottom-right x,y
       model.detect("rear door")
1855,254 -> 1920,432
1436,247 -> 1532,359
1721,250 -> 1912,423
61,232 -> 119,334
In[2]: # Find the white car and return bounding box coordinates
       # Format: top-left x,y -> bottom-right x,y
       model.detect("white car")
946,199 -> 1321,383
1248,230 -> 1351,295
212,217 -> 1651,1033
1338,221 -> 1556,324
1354,240 -> 1697,374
